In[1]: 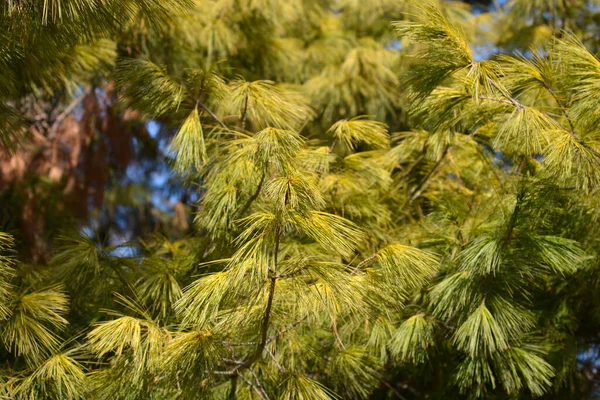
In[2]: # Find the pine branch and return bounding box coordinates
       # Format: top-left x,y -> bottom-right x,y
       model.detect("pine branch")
236,172 -> 266,218
396,155 -> 426,181
107,262 -> 133,294
237,370 -> 270,400
266,347 -> 284,372
503,191 -> 523,246
228,374 -> 238,400
236,373 -> 261,398
237,187 -> 289,373
222,317 -> 307,348
223,341 -> 256,347
266,317 -> 307,344
475,145 -> 505,192
478,95 -> 515,107
214,370 -> 236,376
485,77 -> 524,111
544,84 -> 576,133
250,369 -> 271,399
408,146 -> 450,203
329,138 -> 338,153
197,100 -> 234,136
49,89 -> 90,139
223,358 -> 245,365
446,150 -> 465,186
351,253 -> 377,274
379,379 -> 409,400
245,272 -> 277,366
240,91 -> 249,133
332,318 -> 345,349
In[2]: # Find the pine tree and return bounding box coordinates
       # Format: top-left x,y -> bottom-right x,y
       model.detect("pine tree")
4,1 -> 600,399
75,55 -> 438,398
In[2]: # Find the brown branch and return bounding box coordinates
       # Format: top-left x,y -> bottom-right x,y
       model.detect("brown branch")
214,370 -> 236,376
228,374 -> 238,400
486,77 -> 524,111
329,137 -> 338,153
379,379 -> 408,400
236,172 -> 266,218
223,341 -> 256,347
197,100 -> 234,136
48,89 -> 91,139
265,317 -> 307,344
236,187 -> 289,373
250,369 -> 271,400
396,154 -> 426,181
332,318 -> 345,349
351,253 -> 377,275
446,150 -> 465,186
408,146 -> 449,203
266,347 -> 284,372
544,84 -> 576,134
223,358 -> 245,365
223,317 -> 307,348
237,372 -> 268,400
503,194 -> 521,246
244,273 -> 277,367
478,95 -> 515,107
474,146 -> 505,192
240,92 -> 249,133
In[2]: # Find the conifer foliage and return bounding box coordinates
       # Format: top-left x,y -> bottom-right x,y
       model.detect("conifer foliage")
4,0 -> 600,399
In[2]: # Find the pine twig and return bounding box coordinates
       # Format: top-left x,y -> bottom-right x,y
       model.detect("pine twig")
503,191 -> 523,246
236,172 -> 266,218
250,369 -> 271,400
329,137 -> 338,153
237,372 -> 269,400
486,77 -> 524,111
332,318 -> 345,349
545,84 -> 576,134
379,379 -> 408,400
236,187 -> 290,373
197,100 -> 234,136
408,146 -> 449,203
223,317 -> 306,348
266,347 -> 284,372
223,341 -> 256,347
240,91 -> 249,133
214,370 -> 236,376
49,88 -> 91,139
478,95 -> 515,107
228,374 -> 238,400
351,253 -> 377,274
265,317 -> 307,344
245,273 -> 277,366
